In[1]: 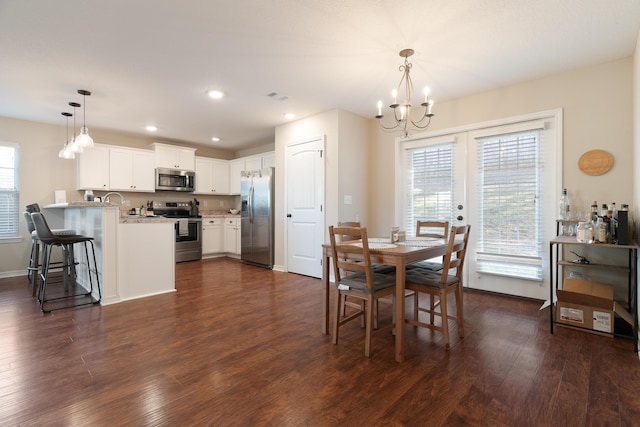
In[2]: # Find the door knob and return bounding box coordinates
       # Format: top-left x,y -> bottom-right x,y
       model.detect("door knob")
457,204 -> 464,210
457,215 -> 464,221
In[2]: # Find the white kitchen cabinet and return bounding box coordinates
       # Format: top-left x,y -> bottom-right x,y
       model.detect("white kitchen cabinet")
195,157 -> 230,194
262,152 -> 275,168
151,142 -> 196,171
109,147 -> 155,192
77,145 -> 110,190
244,156 -> 262,172
229,159 -> 244,195
224,217 -> 241,255
202,218 -> 224,255
228,151 -> 274,195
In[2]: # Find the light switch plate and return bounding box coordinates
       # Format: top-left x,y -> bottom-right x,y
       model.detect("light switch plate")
344,195 -> 352,205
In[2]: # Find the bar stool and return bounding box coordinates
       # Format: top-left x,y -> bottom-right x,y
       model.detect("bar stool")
23,211 -> 77,297
30,212 -> 101,312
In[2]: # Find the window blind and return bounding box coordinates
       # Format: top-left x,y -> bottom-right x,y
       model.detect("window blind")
0,144 -> 19,239
404,142 -> 454,235
475,129 -> 542,280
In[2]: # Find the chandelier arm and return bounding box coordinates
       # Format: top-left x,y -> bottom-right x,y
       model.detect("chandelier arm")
409,116 -> 433,130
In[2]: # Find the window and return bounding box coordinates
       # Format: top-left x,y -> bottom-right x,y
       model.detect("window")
403,142 -> 455,235
475,127 -> 543,280
0,143 -> 20,240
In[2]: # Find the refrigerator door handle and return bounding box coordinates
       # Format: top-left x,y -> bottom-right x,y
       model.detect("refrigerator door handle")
248,183 -> 254,224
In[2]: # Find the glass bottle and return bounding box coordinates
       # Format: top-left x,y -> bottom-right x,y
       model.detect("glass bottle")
590,201 -> 598,222
608,209 -> 617,243
596,215 -> 606,243
576,221 -> 594,244
559,189 -> 570,220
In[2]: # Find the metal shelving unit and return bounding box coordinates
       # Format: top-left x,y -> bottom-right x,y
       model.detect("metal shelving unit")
549,231 -> 638,352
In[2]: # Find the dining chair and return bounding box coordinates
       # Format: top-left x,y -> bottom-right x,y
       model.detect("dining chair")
405,224 -> 471,350
329,225 -> 396,357
336,221 -> 396,328
407,220 -> 450,271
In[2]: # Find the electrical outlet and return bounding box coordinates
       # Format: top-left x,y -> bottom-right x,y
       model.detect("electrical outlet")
124,200 -> 131,207
204,201 -> 208,207
219,201 -> 224,207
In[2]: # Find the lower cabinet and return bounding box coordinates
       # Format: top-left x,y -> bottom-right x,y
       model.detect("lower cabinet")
202,218 -> 224,255
202,217 -> 241,256
224,218 -> 241,255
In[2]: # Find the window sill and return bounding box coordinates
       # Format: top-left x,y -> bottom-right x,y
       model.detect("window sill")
0,237 -> 23,244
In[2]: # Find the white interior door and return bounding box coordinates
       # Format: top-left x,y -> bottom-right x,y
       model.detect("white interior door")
285,137 -> 325,278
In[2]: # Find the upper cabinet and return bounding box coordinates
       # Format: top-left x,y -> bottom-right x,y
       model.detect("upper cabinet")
262,152 -> 275,169
195,157 -> 230,194
77,145 -> 110,190
150,143 -> 196,171
228,151 -> 275,194
109,147 -> 155,192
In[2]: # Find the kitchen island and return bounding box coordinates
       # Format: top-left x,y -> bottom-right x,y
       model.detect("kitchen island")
43,202 -> 176,304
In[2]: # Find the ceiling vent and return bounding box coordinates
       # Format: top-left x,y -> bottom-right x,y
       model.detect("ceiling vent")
267,92 -> 288,101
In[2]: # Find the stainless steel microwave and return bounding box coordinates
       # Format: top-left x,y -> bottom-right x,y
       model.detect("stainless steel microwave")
155,167 -> 195,192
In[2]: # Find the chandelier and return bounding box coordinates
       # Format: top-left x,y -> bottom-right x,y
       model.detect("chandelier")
375,48 -> 434,138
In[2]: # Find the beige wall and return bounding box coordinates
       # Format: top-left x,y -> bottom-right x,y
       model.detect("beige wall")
632,28 -> 639,343
2,55 -> 637,277
0,118 -> 241,275
274,109 -> 370,270
370,57 -> 634,237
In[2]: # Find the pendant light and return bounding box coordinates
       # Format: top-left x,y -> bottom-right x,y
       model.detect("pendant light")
74,89 -> 94,147
67,102 -> 83,153
58,112 -> 75,159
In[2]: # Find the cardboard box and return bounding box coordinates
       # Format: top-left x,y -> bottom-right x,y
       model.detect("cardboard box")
556,278 -> 614,335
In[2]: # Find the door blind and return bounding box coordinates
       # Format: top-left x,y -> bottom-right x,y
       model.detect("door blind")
404,142 -> 454,235
0,144 -> 19,239
475,129 -> 542,280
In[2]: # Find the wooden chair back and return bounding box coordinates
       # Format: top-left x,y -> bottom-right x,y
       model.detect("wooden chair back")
439,225 -> 471,282
329,225 -> 373,290
416,220 -> 449,239
337,221 -> 361,241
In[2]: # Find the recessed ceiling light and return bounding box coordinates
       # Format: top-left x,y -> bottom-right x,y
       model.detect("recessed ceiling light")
206,89 -> 224,99
211,137 -> 220,142
284,113 -> 296,120
145,125 -> 158,132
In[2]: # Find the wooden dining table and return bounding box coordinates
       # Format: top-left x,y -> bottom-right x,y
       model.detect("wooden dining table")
321,237 -> 448,362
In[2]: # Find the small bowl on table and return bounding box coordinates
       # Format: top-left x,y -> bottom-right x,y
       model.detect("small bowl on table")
229,209 -> 239,215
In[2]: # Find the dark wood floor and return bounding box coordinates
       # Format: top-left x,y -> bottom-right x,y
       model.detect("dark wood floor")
1,258 -> 639,426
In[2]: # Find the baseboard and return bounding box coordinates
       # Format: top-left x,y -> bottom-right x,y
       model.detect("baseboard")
0,270 -> 27,279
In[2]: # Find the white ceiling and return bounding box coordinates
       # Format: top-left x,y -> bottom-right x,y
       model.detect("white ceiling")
1,0 -> 639,151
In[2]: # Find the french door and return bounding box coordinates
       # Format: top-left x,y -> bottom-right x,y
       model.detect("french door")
399,111 -> 561,300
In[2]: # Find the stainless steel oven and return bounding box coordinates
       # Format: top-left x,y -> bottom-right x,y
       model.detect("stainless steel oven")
154,201 -> 202,262
173,218 -> 202,262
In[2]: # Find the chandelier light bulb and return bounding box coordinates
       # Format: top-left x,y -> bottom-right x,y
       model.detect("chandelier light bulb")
392,88 -> 398,104
423,86 -> 431,101
377,100 -> 383,117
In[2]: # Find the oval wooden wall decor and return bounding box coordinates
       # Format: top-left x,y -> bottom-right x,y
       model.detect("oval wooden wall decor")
578,149 -> 613,176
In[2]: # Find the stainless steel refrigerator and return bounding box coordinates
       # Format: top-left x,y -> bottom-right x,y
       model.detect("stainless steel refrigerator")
241,167 -> 274,268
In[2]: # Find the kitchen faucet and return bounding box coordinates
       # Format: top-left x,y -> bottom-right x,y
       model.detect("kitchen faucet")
103,192 -> 125,205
